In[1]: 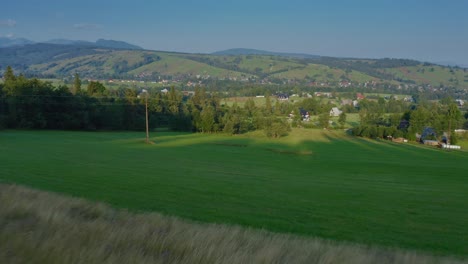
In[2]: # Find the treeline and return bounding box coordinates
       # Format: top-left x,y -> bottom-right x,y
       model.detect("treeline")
0,67 -> 341,137
2,67 -> 467,141
351,97 -> 466,144
0,67 -> 305,137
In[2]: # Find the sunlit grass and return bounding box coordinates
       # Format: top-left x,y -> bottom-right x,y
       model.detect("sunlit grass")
1,130 -> 468,256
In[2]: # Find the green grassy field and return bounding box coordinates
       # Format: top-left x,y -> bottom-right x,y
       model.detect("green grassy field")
383,66 -> 468,88
2,184 -> 465,264
1,129 -> 468,256
271,63 -> 377,83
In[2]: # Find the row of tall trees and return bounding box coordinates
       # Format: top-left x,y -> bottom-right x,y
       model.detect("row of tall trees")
0,67 -> 295,137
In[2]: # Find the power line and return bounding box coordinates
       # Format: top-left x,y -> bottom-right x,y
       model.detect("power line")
0,94 -> 227,108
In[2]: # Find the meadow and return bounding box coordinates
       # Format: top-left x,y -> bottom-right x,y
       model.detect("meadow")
1,129 -> 468,256
1,184 -> 465,264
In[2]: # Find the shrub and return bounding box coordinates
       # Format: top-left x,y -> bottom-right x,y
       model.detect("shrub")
264,118 -> 291,138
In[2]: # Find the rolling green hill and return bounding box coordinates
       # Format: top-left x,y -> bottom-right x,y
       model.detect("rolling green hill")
1,44 -> 467,90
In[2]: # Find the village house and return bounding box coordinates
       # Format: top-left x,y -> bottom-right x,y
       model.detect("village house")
329,107 -> 342,117
314,92 -> 332,98
277,93 -> 289,101
300,109 -> 310,121
341,99 -> 353,106
339,81 -> 351,88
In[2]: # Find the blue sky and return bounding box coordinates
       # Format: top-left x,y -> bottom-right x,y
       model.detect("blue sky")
1,0 -> 467,65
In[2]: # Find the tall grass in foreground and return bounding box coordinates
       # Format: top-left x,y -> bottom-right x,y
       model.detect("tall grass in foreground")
1,184 -> 465,264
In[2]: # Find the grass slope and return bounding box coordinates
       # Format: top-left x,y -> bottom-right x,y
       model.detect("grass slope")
1,130 -> 468,256
1,184 -> 466,264
129,54 -> 248,78
29,50 -> 250,79
383,66 -> 468,88
271,64 -> 377,83
16,44 -> 468,87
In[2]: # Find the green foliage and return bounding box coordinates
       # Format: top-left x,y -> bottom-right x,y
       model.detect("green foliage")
3,66 -> 16,82
408,106 -> 430,133
318,112 -> 330,128
264,117 -> 290,138
264,94 -> 272,115
450,132 -> 459,145
87,81 -> 106,96
200,105 -> 215,133
73,73 -> 81,95
338,112 -> 347,128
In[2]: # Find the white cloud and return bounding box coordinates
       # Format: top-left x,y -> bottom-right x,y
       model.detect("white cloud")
73,23 -> 102,30
6,33 -> 14,38
0,19 -> 16,27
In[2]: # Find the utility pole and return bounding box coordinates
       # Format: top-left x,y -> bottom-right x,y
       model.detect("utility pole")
139,89 -> 150,144
145,90 -> 149,144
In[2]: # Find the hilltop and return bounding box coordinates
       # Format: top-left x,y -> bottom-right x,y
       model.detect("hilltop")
212,48 -> 320,59
1,43 -> 467,94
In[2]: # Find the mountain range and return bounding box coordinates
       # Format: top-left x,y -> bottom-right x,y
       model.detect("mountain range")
0,37 -> 142,50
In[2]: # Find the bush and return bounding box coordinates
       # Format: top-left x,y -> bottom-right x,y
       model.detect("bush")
264,118 -> 291,138
450,133 -> 458,145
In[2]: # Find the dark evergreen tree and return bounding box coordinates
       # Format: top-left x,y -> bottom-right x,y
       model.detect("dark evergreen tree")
73,73 -> 81,95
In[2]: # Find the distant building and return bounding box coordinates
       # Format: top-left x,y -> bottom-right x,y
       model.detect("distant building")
277,93 -> 289,101
420,127 -> 438,143
329,107 -> 342,117
339,81 -> 351,88
423,140 -> 439,146
398,120 -> 410,130
403,97 -> 414,103
356,93 -> 365,100
341,99 -> 353,106
299,109 -> 310,121
314,92 -> 332,98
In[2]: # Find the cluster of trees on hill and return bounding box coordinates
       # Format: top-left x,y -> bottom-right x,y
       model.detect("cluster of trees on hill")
197,78 -> 468,101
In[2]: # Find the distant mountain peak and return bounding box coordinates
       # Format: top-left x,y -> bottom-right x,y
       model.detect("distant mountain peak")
0,37 -> 142,50
95,39 -> 142,50
44,39 -> 92,45
0,37 -> 35,48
